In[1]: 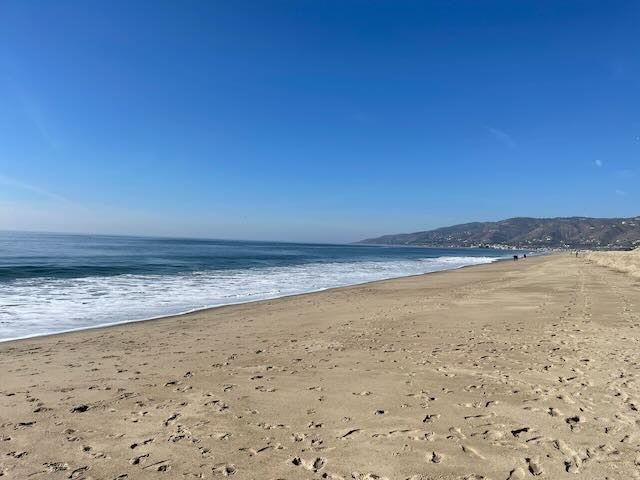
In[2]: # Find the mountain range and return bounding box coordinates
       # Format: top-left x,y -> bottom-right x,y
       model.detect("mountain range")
359,216 -> 640,249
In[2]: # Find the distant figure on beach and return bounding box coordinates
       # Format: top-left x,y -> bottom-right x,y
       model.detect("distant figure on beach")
523,254 -> 527,259
513,255 -> 518,261
575,251 -> 579,258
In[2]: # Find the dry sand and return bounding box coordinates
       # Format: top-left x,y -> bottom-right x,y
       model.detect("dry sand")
585,248 -> 640,278
1,254 -> 639,479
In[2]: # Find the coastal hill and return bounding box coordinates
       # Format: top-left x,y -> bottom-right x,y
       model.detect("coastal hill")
359,216 -> 640,249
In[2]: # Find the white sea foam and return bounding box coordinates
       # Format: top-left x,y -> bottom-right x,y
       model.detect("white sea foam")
0,256 -> 502,341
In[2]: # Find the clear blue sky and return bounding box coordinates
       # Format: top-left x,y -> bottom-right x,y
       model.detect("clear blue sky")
0,1 -> 638,243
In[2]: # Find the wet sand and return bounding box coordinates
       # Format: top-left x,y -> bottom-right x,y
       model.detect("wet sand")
1,254 -> 639,479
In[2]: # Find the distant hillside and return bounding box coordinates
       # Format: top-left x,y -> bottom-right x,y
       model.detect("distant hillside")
359,216 -> 640,249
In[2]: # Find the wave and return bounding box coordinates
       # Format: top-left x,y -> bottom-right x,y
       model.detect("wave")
0,255 -> 504,341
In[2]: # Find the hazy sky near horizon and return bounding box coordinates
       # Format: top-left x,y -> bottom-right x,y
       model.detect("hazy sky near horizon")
0,1 -> 638,243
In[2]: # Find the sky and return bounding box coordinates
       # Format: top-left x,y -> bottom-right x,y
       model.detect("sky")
0,1 -> 638,243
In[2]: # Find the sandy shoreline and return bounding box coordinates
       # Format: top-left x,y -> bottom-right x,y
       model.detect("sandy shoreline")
1,254 -> 639,479
0,256 -> 510,345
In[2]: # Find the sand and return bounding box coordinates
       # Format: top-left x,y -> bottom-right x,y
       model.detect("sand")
1,254 -> 639,479
585,248 -> 640,278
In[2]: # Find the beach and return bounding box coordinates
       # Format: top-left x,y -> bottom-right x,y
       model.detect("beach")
586,248 -> 640,278
1,253 -> 639,479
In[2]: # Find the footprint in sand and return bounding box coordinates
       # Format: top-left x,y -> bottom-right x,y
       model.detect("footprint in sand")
526,457 -> 544,476
429,451 -> 443,463
447,427 -> 466,440
7,451 -> 28,458
565,415 -> 583,431
291,456 -> 326,471
339,428 -> 361,439
422,414 -> 440,423
161,409 -> 180,424
142,460 -> 171,472
291,432 -> 307,442
44,462 -> 68,472
129,454 -> 149,465
130,438 -> 154,449
69,466 -> 90,478
211,463 -> 238,477
506,467 -> 526,480
82,445 -> 107,459
461,445 -> 484,460
351,472 -> 389,480
510,427 -> 530,438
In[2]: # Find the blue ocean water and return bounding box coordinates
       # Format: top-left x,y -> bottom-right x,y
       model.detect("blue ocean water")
0,232 -> 519,341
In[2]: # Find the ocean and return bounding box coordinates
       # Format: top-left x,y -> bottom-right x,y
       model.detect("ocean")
0,231 -> 519,341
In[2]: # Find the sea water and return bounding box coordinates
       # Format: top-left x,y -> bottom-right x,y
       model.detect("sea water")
0,231 -> 518,341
